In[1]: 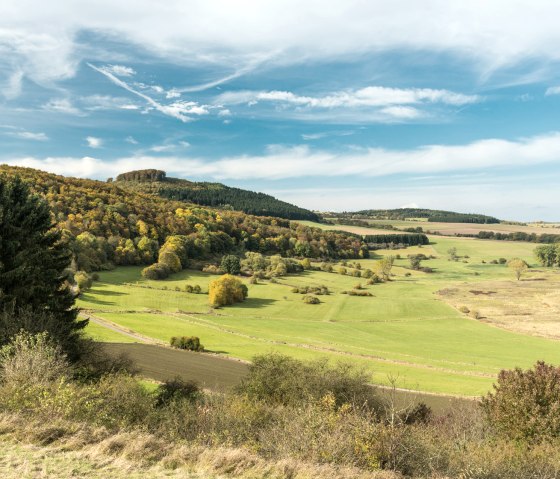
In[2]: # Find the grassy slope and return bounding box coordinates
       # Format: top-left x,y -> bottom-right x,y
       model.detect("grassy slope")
81,236 -> 560,396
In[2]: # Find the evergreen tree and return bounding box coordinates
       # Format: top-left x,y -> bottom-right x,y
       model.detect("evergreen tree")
0,176 -> 86,359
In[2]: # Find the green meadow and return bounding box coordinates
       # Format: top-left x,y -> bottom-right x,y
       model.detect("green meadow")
79,235 -> 560,396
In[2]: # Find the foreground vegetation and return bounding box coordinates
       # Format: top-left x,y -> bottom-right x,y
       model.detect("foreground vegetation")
3,334 -> 560,478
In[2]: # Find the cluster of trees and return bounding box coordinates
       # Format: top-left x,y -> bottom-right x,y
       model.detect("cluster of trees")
363,233 -> 429,247
0,166 -> 367,275
534,244 -> 560,267
341,208 -> 500,223
477,230 -> 560,244
170,336 -> 204,351
115,169 -> 320,221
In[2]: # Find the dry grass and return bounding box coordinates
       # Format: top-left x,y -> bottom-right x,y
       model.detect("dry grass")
438,270 -> 560,338
0,414 -> 398,479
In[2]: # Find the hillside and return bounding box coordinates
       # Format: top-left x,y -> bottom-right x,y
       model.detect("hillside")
332,208 -> 500,224
0,165 -> 367,272
113,169 -> 320,222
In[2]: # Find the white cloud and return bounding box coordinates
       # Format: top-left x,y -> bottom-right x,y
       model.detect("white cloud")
81,94 -> 140,111
4,2 -> 560,96
217,86 -> 480,109
125,136 -> 138,144
104,64 -> 136,77
5,130 -> 560,182
11,131 -> 48,141
42,98 -> 82,115
545,86 -> 560,96
86,136 -> 102,148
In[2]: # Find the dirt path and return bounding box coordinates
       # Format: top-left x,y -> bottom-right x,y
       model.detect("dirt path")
81,313 -> 163,345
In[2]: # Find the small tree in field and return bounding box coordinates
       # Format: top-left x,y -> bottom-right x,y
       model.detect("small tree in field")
507,258 -> 528,280
208,274 -> 248,307
375,256 -> 395,281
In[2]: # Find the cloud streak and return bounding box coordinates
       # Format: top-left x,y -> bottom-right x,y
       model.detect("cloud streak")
88,63 -> 210,122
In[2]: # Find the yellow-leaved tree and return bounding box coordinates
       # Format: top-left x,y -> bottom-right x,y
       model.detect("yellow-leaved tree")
208,274 -> 248,307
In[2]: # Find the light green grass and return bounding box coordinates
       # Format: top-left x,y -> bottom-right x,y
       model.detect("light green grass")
78,236 -> 560,396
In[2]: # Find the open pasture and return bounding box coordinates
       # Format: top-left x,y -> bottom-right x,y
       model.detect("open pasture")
80,236 -> 560,396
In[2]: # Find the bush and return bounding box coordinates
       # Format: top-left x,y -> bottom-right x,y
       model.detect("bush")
208,274 -> 248,307
459,306 -> 470,314
170,336 -> 204,351
348,290 -> 373,297
498,257 -> 507,265
74,271 -> 93,290
469,310 -> 481,319
236,353 -> 378,409
0,331 -> 70,386
202,264 -> 222,274
141,263 -> 170,280
155,377 -> 200,406
303,295 -> 320,304
482,361 -> 560,442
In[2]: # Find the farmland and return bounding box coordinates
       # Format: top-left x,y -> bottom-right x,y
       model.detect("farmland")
81,234 -> 560,396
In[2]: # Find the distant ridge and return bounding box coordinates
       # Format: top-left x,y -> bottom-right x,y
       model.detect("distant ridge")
112,169 -> 320,222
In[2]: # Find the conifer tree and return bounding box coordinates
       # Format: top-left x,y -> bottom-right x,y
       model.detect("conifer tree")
0,176 -> 86,359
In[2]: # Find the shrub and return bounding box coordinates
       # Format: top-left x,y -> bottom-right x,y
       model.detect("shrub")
469,310 -> 481,319
74,271 -> 93,290
236,353 -> 378,409
208,274 -> 248,307
192,284 -> 201,294
155,377 -> 200,406
0,331 -> 70,386
498,257 -> 507,265
248,275 -> 258,284
348,290 -> 373,297
303,295 -> 320,304
482,361 -> 560,442
141,263 -> 170,280
459,306 -> 470,314
184,284 -> 193,293
170,336 -> 204,351
202,264 -> 222,274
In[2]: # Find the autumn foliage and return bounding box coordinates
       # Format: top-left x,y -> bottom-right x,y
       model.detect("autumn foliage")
208,274 -> 248,307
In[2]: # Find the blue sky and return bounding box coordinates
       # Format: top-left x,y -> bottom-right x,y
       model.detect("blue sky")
2,1 -> 560,220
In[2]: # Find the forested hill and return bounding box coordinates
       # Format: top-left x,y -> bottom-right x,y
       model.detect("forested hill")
339,208 -> 500,224
0,165 -> 366,272
112,169 -> 319,222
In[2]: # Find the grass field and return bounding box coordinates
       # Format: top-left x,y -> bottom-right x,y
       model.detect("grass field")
80,235 -> 560,396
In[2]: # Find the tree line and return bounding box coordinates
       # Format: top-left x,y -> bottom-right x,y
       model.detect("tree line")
363,233 -> 429,246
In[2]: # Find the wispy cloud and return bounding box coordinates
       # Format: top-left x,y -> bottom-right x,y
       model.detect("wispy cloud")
545,86 -> 560,96
103,64 -> 136,77
42,98 -> 82,115
125,136 -> 139,145
80,95 -> 140,111
88,63 -> 211,122
86,136 -> 102,148
217,86 -> 481,109
11,131 -> 49,141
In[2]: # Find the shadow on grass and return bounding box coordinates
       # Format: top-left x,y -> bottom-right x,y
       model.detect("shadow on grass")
230,298 -> 276,309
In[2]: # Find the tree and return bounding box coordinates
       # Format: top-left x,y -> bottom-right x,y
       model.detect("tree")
0,176 -> 86,360
409,255 -> 422,270
375,256 -> 395,281
507,258 -> 528,280
534,244 -> 559,267
447,247 -> 458,261
208,274 -> 248,307
220,254 -> 241,275
482,361 -> 560,442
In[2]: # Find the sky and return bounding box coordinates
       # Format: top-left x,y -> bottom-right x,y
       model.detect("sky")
2,1 -> 560,220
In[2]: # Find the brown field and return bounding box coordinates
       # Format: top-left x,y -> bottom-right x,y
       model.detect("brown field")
365,219 -> 560,236
437,269 -> 560,339
102,343 -> 472,411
